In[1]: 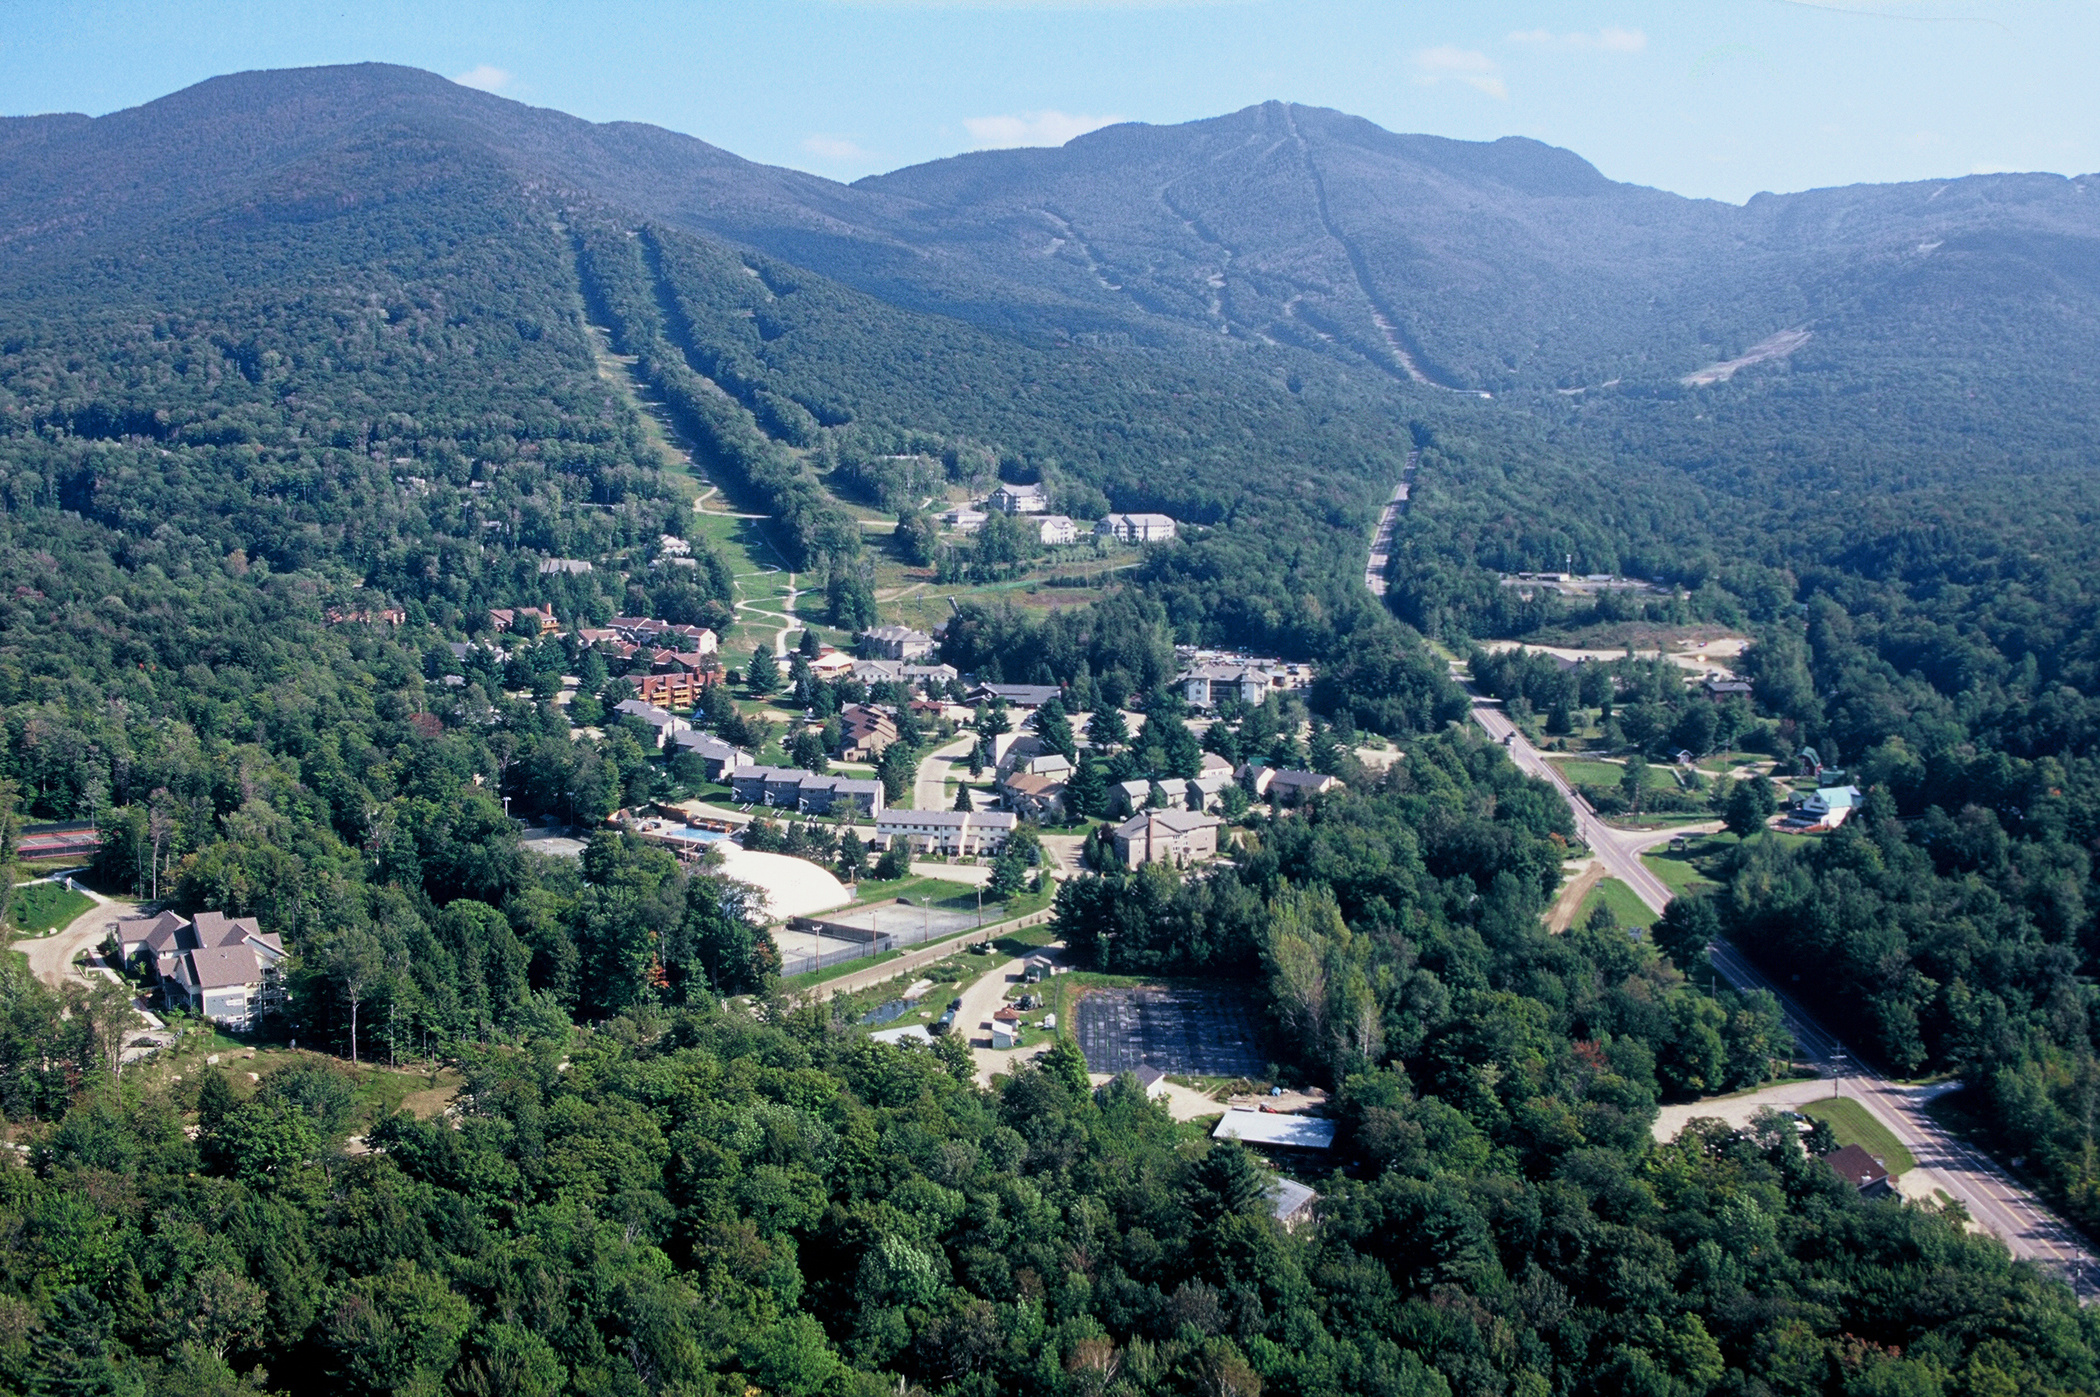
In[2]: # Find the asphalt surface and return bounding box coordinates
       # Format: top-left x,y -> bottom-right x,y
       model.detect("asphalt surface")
912,733 -> 978,811
1455,664 -> 2100,1300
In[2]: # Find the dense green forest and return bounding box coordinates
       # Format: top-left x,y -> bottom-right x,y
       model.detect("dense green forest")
4,59 -> 2100,1396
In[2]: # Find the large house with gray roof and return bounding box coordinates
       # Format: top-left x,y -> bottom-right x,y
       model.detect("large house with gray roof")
111,909 -> 285,1031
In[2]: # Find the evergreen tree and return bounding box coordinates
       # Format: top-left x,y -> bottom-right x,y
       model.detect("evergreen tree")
1068,752 -> 1109,819
747,645 -> 780,694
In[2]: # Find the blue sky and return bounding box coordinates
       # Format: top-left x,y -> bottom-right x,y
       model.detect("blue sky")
4,1 -> 2095,202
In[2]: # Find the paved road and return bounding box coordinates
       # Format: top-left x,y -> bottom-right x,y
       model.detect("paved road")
1708,938 -> 2100,1298
912,733 -> 979,811
1459,678 -> 1686,910
1453,663 -> 2100,1300
16,878 -> 132,989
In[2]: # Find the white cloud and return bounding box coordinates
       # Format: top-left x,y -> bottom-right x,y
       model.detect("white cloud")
802,134 -> 871,160
963,110 -> 1125,148
451,65 -> 512,93
1411,46 -> 1507,100
1507,27 -> 1647,52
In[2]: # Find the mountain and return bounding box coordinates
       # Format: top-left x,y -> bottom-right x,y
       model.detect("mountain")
10,65 -> 2099,398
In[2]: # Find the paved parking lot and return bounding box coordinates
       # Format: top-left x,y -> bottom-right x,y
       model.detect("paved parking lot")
1075,986 -> 1268,1077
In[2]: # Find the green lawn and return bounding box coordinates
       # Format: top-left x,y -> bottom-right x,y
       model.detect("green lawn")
1641,851 -> 1720,896
845,875 -> 986,914
1802,1096 -> 1917,1175
993,925 -> 1058,957
7,882 -> 95,935
1551,758 -> 1676,790
1575,876 -> 1657,930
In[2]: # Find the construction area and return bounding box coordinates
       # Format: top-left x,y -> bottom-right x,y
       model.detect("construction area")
1074,986 -> 1268,1078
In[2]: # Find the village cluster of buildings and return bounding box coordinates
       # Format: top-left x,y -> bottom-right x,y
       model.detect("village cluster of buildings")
933,481 -> 1180,547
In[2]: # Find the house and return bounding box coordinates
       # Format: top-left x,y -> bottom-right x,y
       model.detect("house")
650,648 -> 720,677
1000,772 -> 1067,821
852,659 -> 961,689
1702,677 -> 1754,699
729,765 -> 885,816
940,506 -> 989,533
658,535 -> 692,558
860,625 -> 937,662
614,699 -> 691,748
1132,1065 -> 1171,1100
1823,1143 -> 1897,1197
1023,753 -> 1073,780
1096,513 -> 1179,544
1199,751 -> 1236,779
488,605 -> 557,633
1211,1109 -> 1336,1153
1266,770 -> 1341,806
537,558 -> 593,576
1037,514 -> 1079,546
965,683 -> 1062,710
1800,785 -> 1863,828
1268,1178 -> 1319,1232
809,649 -> 857,680
1180,662 -> 1273,710
837,704 -> 900,761
1185,771 -> 1235,811
987,482 -> 1048,515
668,730 -> 749,782
110,909 -> 285,1032
1114,809 -> 1222,869
633,672 -> 711,710
1112,778 -> 1161,816
876,809 -> 1019,857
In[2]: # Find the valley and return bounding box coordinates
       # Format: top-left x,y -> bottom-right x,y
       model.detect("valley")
2,60 -> 2099,1397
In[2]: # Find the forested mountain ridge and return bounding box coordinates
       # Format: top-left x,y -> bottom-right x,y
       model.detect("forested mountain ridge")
11,64 -> 2100,401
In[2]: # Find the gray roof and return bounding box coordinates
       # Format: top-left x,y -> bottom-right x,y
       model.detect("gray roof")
182,944 -> 264,991
1268,1178 -> 1318,1222
877,809 -> 1019,830
1115,809 -> 1220,837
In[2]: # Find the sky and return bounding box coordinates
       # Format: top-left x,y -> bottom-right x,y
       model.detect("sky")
2,0 -> 2095,203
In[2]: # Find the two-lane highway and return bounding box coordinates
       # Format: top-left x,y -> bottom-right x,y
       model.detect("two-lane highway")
1451,659 -> 2100,1300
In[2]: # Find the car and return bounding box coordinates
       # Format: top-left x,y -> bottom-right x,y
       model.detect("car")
948,997 -> 963,1011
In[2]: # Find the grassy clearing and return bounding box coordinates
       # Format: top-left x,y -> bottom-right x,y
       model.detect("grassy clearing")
133,1030 -> 464,1134
993,925 -> 1058,957
1642,851 -> 1719,896
1575,876 -> 1657,930
845,876 -> 987,915
1550,758 -> 1677,790
1802,1096 -> 1917,1174
7,882 -> 94,935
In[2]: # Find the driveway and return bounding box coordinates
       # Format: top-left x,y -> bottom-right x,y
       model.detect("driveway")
913,732 -> 979,811
16,879 -> 132,990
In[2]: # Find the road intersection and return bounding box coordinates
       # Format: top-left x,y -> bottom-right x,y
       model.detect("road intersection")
1453,661 -> 2100,1300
